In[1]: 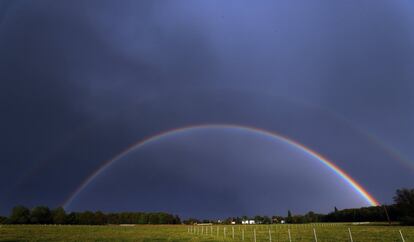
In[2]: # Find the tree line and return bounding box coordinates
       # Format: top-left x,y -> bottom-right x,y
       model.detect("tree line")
0,206 -> 181,225
1,188 -> 412,225
184,188 -> 414,225
288,188 -> 413,225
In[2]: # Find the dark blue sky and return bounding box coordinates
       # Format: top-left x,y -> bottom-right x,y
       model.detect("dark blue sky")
1,1 -> 413,218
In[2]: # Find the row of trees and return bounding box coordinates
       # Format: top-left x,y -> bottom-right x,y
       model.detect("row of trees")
0,206 -> 180,225
321,188 -> 413,225
189,188 -> 414,225
2,188 -> 412,225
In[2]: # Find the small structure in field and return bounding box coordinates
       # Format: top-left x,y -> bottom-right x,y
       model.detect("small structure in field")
242,220 -> 255,225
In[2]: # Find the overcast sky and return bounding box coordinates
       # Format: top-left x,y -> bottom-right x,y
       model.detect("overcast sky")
1,0 -> 413,218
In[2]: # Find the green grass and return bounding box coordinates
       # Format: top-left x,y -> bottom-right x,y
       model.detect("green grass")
0,223 -> 413,241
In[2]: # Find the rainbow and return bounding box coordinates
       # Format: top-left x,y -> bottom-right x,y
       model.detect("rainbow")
63,124 -> 380,208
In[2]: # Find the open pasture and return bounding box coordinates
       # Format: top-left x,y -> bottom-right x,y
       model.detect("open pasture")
0,223 -> 413,241
188,223 -> 414,242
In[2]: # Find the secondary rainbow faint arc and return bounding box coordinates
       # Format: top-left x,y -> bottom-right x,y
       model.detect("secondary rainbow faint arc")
63,124 -> 380,208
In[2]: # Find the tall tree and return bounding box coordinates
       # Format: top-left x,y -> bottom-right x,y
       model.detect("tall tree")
394,188 -> 414,225
78,211 -> 95,225
30,206 -> 52,224
0,216 -> 8,224
94,211 -> 107,225
138,213 -> 149,224
254,215 -> 264,224
9,206 -> 30,224
148,213 -> 160,224
287,210 -> 292,223
51,207 -> 67,224
174,215 -> 181,224
263,216 -> 271,224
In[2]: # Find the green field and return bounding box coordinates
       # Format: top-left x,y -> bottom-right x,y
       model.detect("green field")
0,224 -> 413,241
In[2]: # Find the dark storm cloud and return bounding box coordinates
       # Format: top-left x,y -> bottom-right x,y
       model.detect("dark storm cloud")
1,0 -> 413,217
314,1 -> 414,157
0,0 -> 219,212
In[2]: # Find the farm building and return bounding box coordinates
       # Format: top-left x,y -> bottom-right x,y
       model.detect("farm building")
241,220 -> 255,225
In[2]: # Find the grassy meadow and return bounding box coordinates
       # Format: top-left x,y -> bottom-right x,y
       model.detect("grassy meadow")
0,223 -> 413,241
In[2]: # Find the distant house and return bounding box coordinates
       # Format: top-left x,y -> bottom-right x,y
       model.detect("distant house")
242,220 -> 255,225
231,221 -> 236,225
